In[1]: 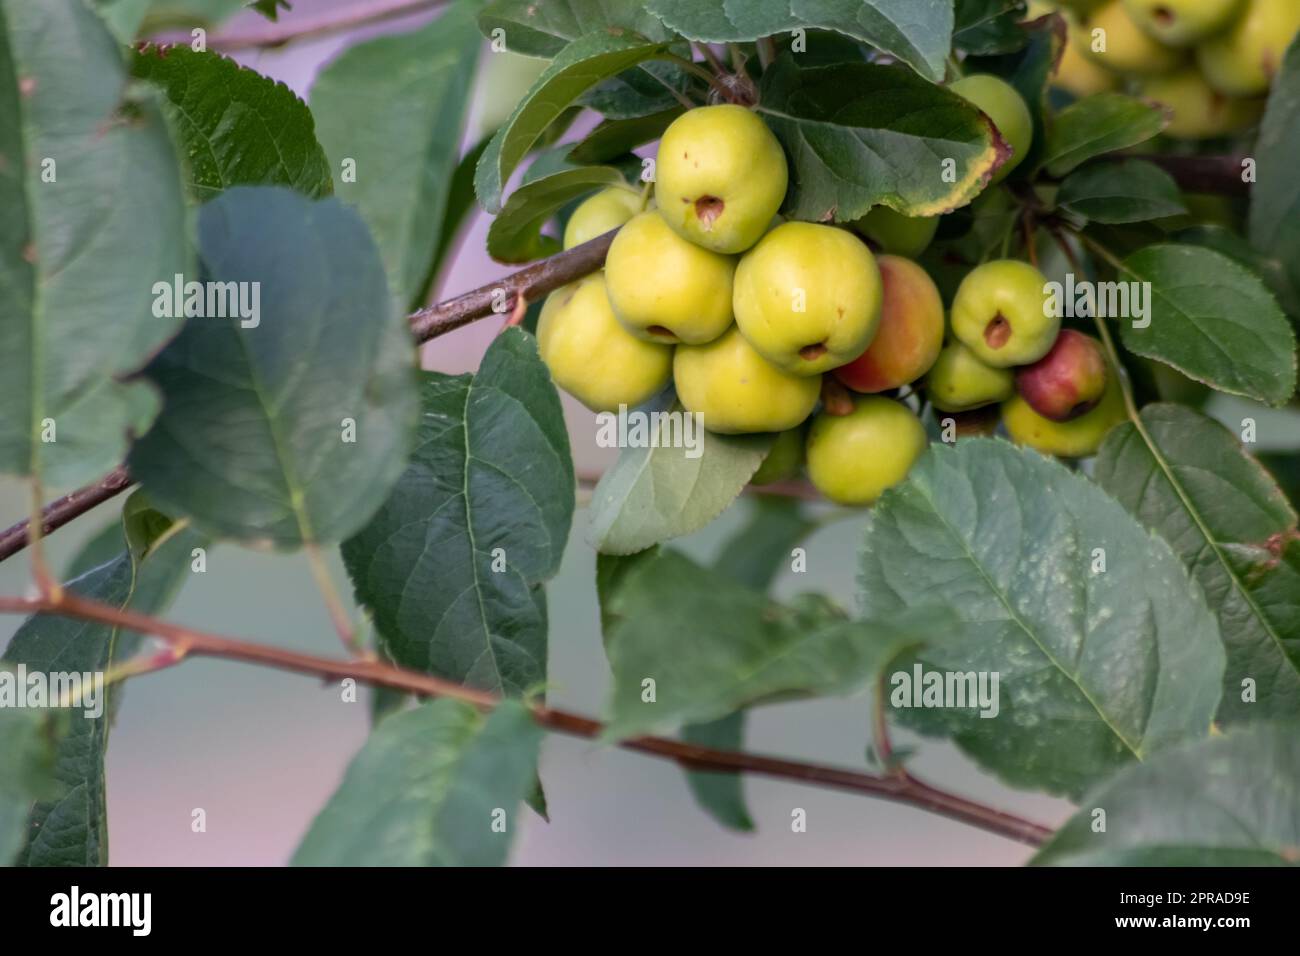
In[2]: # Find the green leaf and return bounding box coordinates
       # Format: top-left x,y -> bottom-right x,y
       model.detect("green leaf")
2,493 -> 203,866
681,497 -> 817,833
0,0 -> 189,490
128,187 -> 421,547
588,394 -> 773,556
342,329 -> 574,695
681,714 -> 753,831
954,0 -> 1029,56
474,29 -> 672,213
1249,36 -> 1300,325
1002,10 -> 1064,176
1095,404 -> 1300,723
311,3 -> 480,310
1033,722 -> 1300,865
247,0 -> 289,20
645,0 -> 954,81
756,57 -> 1006,222
428,137 -> 493,296
0,709 -> 62,866
1175,225 -> 1300,321
1057,160 -> 1186,224
602,548 -> 952,739
92,0 -> 152,41
858,438 -> 1225,799
478,0 -> 677,56
487,166 -> 632,263
568,107 -> 684,164
1041,92 -> 1167,177
1115,244 -> 1296,405
292,699 -> 542,866
132,44 -> 331,201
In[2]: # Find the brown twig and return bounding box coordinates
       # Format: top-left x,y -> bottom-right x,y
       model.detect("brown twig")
0,465 -> 133,562
1096,153 -> 1251,197
0,591 -> 1054,847
152,0 -> 447,50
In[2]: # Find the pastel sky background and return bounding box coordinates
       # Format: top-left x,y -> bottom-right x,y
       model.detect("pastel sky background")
4,0 -> 1292,866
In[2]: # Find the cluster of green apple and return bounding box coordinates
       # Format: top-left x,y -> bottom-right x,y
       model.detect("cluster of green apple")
537,97 -> 1123,506
1046,0 -> 1300,138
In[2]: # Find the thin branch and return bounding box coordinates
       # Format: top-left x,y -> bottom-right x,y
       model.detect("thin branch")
0,592 -> 1054,847
694,42 -> 728,77
304,542 -> 362,655
1096,153 -> 1251,197
0,465 -> 133,562
153,0 -> 447,51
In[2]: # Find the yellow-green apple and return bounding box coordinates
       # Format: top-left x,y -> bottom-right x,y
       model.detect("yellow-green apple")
926,340 -> 1017,411
563,187 -> 642,250
950,259 -> 1059,367
751,428 -> 804,484
1123,0 -> 1245,46
948,74 -> 1034,183
1002,366 -> 1128,456
1140,67 -> 1264,137
1076,0 -> 1187,73
732,222 -> 882,376
805,397 -> 928,505
849,206 -> 940,258
1197,0 -> 1300,96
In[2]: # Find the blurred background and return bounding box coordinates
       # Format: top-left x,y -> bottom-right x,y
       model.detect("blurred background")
3,0 -> 1294,866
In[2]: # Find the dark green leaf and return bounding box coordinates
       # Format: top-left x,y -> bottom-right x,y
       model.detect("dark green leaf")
1000,10 -> 1064,176
1057,160 -> 1186,223
474,30 -> 672,213
954,0 -> 1028,56
292,700 -> 542,866
1033,722 -> 1300,865
588,393 -> 773,556
311,3 -> 479,309
1249,36 -> 1300,323
0,0 -> 188,490
1116,244 -> 1296,405
487,166 -> 631,262
1041,92 -> 1167,177
428,137 -> 493,298
342,329 -> 574,695
478,0 -> 677,56
1175,225 -> 1300,321
645,0 -> 954,81
3,493 -> 203,866
129,187 -> 421,547
756,57 -> 1007,222
1095,404 -> 1300,723
567,107 -> 684,164
859,439 -> 1224,799
602,548 -> 952,738
681,714 -> 753,831
247,0 -> 289,20
0,709 -> 62,866
132,44 -> 331,200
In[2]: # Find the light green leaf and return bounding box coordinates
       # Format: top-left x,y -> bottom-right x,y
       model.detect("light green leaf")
1095,404 -> 1300,723
311,2 -> 480,309
1041,92 -> 1167,177
645,0 -> 954,81
0,0 -> 188,489
757,57 -> 1007,222
588,394 -> 774,556
2,493 -> 203,866
1033,722 -> 1300,865
342,329 -> 574,695
859,439 -> 1224,799
132,44 -> 332,200
1057,160 -> 1186,224
292,700 -> 542,866
1116,244 -> 1296,405
1249,36 -> 1300,322
474,29 -> 672,213
487,166 -> 632,262
128,187 -> 421,547
601,547 -> 952,739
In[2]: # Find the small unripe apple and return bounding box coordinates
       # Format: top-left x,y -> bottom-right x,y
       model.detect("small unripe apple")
849,206 -> 940,258
948,74 -> 1034,184
1123,0 -> 1245,47
1055,25 -> 1121,97
1002,365 -> 1128,457
1139,67 -> 1263,138
1197,0 -> 1300,96
605,210 -> 735,345
1015,330 -> 1109,421
805,397 -> 928,505
537,275 -> 672,412
1076,0 -> 1187,74
751,428 -> 804,485
673,326 -> 821,435
926,340 -> 1016,411
950,259 -> 1059,368
833,255 -> 944,394
563,187 -> 641,250
655,105 -> 789,254
732,222 -> 882,376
